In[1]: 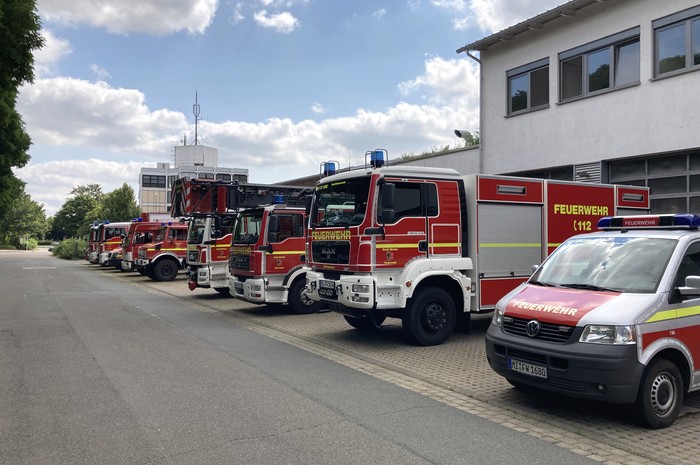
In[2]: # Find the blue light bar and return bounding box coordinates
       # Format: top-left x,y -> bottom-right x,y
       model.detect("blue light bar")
598,214 -> 700,230
273,194 -> 285,204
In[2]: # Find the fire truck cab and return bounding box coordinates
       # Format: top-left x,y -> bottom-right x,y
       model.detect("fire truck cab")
134,222 -> 188,281
120,217 -> 162,272
486,213 -> 700,429
228,203 -> 319,314
97,221 -> 129,267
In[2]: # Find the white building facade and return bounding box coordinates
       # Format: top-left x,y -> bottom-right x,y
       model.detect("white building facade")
458,0 -> 700,213
139,144 -> 248,213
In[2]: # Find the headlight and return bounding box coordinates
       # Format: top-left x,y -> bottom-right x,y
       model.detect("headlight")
580,325 -> 636,344
352,284 -> 370,293
491,306 -> 505,327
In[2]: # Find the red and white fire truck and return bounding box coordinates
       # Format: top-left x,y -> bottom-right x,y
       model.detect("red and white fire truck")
171,177 -> 239,294
96,221 -> 130,267
86,223 -> 100,264
304,151 -> 650,346
120,213 -> 172,273
486,213 -> 700,428
228,196 -> 319,314
134,222 -> 188,281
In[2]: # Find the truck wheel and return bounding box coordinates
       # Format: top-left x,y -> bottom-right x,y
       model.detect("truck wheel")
152,258 -> 179,281
215,287 -> 231,296
636,358 -> 684,429
402,286 -> 456,346
344,314 -> 386,330
288,278 -> 321,315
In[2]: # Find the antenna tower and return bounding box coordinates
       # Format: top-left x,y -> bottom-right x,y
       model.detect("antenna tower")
193,92 -> 200,145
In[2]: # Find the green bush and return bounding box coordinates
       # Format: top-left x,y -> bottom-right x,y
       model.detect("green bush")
52,238 -> 87,260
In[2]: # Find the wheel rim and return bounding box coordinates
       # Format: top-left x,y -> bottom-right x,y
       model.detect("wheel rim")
650,372 -> 676,416
299,288 -> 314,307
422,302 -> 447,332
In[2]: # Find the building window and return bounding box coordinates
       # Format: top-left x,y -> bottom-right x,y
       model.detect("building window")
559,28 -> 640,101
654,6 -> 700,76
142,175 -> 166,188
506,58 -> 549,115
216,173 -> 231,181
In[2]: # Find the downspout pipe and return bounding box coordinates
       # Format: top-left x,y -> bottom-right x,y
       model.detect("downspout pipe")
456,47 -> 483,174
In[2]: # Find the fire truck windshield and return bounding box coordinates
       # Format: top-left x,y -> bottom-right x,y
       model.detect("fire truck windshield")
531,236 -> 677,294
188,217 -> 207,244
233,210 -> 262,244
311,177 -> 370,228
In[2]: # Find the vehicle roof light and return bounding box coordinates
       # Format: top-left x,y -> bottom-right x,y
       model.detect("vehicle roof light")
367,149 -> 387,168
320,160 -> 339,177
273,194 -> 285,204
598,214 -> 700,230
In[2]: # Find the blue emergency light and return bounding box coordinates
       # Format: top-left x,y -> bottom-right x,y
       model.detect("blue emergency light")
321,161 -> 339,177
370,149 -> 386,168
104,219 -> 110,224
598,213 -> 700,230
273,194 -> 285,204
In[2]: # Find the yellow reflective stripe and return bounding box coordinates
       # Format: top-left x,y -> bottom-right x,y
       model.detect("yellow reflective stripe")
677,306 -> 700,318
480,243 -> 541,248
547,243 -> 563,248
646,309 -> 677,323
376,243 -> 461,249
270,250 -> 304,255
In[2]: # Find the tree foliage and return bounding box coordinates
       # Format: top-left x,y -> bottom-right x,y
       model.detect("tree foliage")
0,189 -> 47,247
0,0 -> 44,220
51,183 -> 140,239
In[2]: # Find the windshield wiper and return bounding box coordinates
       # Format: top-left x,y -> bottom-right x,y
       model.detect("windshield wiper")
561,283 -> 619,293
529,280 -> 557,287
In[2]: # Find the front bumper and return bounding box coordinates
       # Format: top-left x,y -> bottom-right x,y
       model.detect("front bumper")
135,258 -> 150,267
485,324 -> 644,404
229,276 -> 267,303
305,270 -> 378,310
188,263 -> 229,289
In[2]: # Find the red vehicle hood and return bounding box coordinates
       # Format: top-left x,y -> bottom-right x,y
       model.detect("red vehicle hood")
504,284 -> 620,326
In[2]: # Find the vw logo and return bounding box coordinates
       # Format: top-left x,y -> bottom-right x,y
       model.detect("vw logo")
525,320 -> 541,338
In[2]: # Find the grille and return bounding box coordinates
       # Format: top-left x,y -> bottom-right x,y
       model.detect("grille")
503,317 -> 574,343
230,255 -> 250,271
312,241 -> 350,264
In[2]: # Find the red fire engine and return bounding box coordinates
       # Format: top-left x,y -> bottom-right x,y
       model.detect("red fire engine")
96,221 -> 129,267
228,198 -> 319,314
120,213 -> 172,273
134,222 -> 188,281
304,150 -> 650,345
86,222 -> 100,264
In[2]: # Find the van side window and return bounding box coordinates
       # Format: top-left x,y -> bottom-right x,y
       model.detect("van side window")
674,242 -> 700,288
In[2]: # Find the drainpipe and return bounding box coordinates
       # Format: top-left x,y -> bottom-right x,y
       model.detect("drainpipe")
457,47 -> 483,174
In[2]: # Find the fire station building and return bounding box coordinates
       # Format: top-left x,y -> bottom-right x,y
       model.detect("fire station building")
455,0 -> 700,214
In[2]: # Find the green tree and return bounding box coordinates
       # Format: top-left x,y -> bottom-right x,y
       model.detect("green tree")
0,0 -> 44,220
51,185 -> 103,239
100,183 -> 140,223
0,190 -> 47,247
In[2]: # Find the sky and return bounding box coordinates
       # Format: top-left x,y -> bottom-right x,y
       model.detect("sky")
15,0 -> 564,216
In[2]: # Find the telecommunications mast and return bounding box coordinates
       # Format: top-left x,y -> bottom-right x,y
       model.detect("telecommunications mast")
193,92 -> 201,145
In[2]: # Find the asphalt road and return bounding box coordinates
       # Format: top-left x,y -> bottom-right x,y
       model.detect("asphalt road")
0,249 -> 600,465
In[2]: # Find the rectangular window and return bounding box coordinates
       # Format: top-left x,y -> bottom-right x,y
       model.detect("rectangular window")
654,5 -> 700,76
142,175 -> 166,188
506,58 -> 549,115
559,28 -> 639,101
216,173 -> 231,181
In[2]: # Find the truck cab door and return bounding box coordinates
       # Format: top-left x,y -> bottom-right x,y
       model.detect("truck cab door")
265,213 -> 305,275
375,180 -> 428,269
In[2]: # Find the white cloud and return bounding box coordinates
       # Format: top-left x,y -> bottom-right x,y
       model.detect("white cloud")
18,78 -> 187,154
398,56 -> 479,108
34,30 -> 72,78
36,0 -> 219,35
373,9 -> 387,20
431,0 -> 562,33
253,9 -> 300,33
311,103 -> 326,114
14,159 -> 144,216
89,64 -> 111,81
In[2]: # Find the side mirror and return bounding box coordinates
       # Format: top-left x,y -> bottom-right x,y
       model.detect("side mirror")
382,183 -> 395,209
679,275 -> 700,296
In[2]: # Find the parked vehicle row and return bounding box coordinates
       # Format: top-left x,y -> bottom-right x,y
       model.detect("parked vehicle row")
82,152 -> 700,428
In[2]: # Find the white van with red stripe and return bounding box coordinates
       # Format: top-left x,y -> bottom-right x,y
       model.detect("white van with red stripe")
486,213 -> 700,428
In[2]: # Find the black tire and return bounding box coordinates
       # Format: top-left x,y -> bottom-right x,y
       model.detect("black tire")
137,267 -> 147,276
402,286 -> 456,346
344,314 -> 386,330
288,278 -> 321,315
636,358 -> 684,429
152,258 -> 179,281
214,287 -> 231,296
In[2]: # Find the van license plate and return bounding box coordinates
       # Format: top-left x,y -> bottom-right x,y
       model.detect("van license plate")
508,358 -> 547,379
